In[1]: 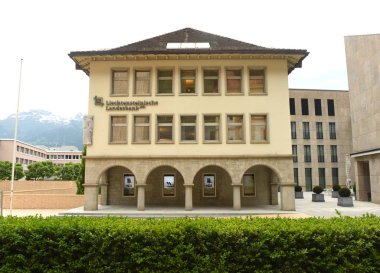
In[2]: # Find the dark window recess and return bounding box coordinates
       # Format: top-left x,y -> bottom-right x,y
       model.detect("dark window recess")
289,98 -> 296,115
314,99 -> 322,116
301,98 -> 309,115
327,99 -> 335,116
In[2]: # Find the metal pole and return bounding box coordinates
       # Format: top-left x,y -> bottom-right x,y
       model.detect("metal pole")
0,191 -> 3,217
10,58 -> 23,216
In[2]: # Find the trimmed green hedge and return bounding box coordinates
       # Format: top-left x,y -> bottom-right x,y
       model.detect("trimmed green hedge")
0,216 -> 379,272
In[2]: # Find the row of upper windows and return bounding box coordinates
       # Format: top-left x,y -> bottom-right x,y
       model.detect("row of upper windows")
109,67 -> 266,96
292,144 -> 338,163
291,122 -> 337,139
17,145 -> 46,158
289,98 -> 335,116
109,114 -> 269,144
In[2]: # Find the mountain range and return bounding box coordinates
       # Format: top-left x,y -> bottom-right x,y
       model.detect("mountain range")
0,110 -> 83,149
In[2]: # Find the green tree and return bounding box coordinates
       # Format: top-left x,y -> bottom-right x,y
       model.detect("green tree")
0,161 -> 24,180
76,145 -> 86,194
61,163 -> 81,181
25,161 -> 55,180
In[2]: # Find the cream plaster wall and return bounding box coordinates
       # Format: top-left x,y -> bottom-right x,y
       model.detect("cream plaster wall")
86,58 -> 292,157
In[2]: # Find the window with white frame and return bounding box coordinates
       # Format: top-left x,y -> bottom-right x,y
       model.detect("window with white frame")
251,115 -> 268,143
133,115 -> 150,143
157,115 -> 174,142
180,69 -> 196,94
163,174 -> 175,197
249,68 -> 265,94
110,116 -> 127,143
227,115 -> 244,142
180,115 -> 197,142
123,174 -> 135,197
204,115 -> 220,142
203,69 -> 219,94
157,69 -> 173,94
203,174 -> 216,197
134,70 -> 150,95
226,68 -> 242,94
112,70 -> 128,95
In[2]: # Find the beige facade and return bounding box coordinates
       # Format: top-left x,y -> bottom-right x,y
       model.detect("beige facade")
345,34 -> 380,204
70,28 -> 308,211
289,89 -> 352,191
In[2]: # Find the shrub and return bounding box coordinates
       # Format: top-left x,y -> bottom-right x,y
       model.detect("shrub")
332,184 -> 341,191
313,185 -> 324,194
0,216 -> 380,272
339,187 -> 352,197
295,185 -> 302,192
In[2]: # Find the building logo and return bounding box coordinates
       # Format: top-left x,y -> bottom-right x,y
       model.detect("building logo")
94,96 -> 104,106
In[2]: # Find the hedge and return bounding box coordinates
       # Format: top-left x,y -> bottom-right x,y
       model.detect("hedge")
0,216 -> 379,272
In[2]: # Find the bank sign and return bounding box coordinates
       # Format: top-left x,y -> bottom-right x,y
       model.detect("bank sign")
94,96 -> 158,111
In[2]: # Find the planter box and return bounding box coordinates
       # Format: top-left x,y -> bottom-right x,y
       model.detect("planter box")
295,192 -> 304,199
312,193 -> 325,202
331,191 -> 339,198
338,196 -> 354,207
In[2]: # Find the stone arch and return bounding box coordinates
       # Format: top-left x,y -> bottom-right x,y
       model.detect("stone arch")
145,165 -> 185,207
193,164 -> 233,207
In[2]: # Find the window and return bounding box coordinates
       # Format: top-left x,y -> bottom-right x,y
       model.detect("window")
180,115 -> 197,142
303,122 -> 310,139
204,115 -> 220,142
203,174 -> 216,197
163,174 -> 175,197
289,98 -> 296,115
331,145 -> 338,162
123,174 -> 135,197
304,145 -> 311,162
180,69 -> 196,94
110,116 -> 127,143
227,115 -> 244,142
318,168 -> 326,188
301,98 -> 309,115
314,99 -> 322,116
133,115 -> 150,143
332,168 -> 339,186
291,122 -> 297,139
329,122 -> 336,139
226,69 -> 242,94
305,168 -> 312,191
327,99 -> 335,116
292,145 -> 298,163
134,70 -> 150,95
317,145 -> 325,162
242,174 -> 255,196
157,115 -> 174,142
157,69 -> 173,94
251,115 -> 268,143
203,69 -> 219,94
316,122 -> 323,139
294,168 -> 299,185
112,71 -> 128,95
249,68 -> 265,94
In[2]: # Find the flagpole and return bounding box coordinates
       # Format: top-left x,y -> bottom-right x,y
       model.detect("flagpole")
10,58 -> 23,216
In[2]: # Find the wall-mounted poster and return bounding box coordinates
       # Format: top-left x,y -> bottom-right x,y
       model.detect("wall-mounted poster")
203,174 -> 216,197
123,174 -> 135,196
163,174 -> 175,197
243,174 -> 255,196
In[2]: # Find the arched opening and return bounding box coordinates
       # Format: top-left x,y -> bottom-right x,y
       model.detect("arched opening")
241,165 -> 279,207
145,165 -> 185,207
193,165 -> 233,207
103,165 -> 137,206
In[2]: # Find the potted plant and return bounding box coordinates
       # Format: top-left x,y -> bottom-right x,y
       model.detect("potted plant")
332,184 -> 341,198
338,187 -> 354,207
312,185 -> 325,202
295,185 -> 303,199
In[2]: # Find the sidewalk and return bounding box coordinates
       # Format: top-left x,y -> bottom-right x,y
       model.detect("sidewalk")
2,192 -> 380,218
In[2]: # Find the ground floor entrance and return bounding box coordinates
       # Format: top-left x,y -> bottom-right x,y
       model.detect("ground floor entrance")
83,157 -> 296,211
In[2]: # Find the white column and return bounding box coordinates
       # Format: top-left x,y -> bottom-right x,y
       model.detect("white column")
184,184 -> 194,211
84,183 -> 98,211
280,183 -> 296,211
232,184 -> 242,210
137,184 -> 146,211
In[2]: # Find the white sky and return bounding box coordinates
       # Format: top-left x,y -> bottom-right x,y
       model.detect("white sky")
0,0 -> 378,119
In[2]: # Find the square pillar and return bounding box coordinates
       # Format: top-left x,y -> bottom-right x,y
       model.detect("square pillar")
100,183 -> 109,206
232,184 -> 242,210
270,183 -> 279,205
84,183 -> 99,211
280,183 -> 296,211
184,184 -> 194,211
136,184 -> 146,211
